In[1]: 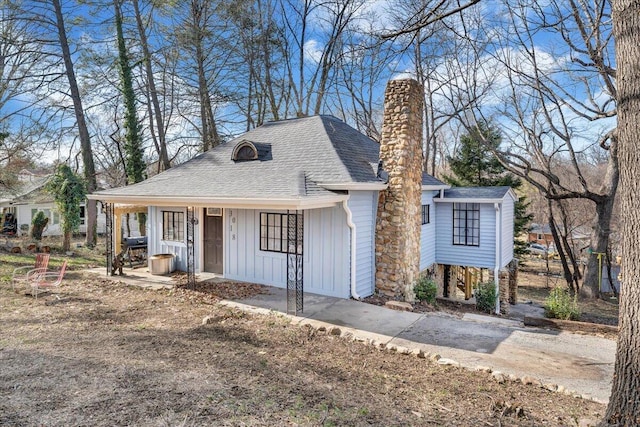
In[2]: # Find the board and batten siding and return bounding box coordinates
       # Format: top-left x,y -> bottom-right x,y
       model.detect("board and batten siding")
500,197 -> 515,268
420,191 -> 437,270
147,206 -> 197,272
225,206 -> 351,298
435,202 -> 496,268
347,191 -> 378,298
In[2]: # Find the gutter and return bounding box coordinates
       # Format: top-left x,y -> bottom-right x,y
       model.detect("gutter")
320,182 -> 388,191
494,202 -> 501,315
86,194 -> 348,210
343,198 -> 360,300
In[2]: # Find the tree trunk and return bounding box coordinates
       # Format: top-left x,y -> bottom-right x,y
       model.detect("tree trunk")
192,0 -> 220,151
132,0 -> 171,171
63,230 -> 71,252
582,194 -> 617,298
601,0 -> 640,424
52,0 -> 97,248
548,201 -> 578,292
584,124 -> 619,298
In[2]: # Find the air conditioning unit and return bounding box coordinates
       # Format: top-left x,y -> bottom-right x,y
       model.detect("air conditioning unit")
206,207 -> 222,217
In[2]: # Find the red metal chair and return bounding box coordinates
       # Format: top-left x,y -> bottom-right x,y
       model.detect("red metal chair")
12,253 -> 50,292
27,260 -> 68,299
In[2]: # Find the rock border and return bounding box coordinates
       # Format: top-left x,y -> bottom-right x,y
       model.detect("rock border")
216,300 -> 605,405
523,315 -> 618,335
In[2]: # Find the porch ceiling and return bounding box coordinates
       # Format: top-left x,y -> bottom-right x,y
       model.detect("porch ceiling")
114,205 -> 148,215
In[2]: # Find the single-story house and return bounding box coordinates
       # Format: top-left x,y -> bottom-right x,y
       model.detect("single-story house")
527,223 -> 591,246
0,170 -> 137,238
89,79 -> 517,313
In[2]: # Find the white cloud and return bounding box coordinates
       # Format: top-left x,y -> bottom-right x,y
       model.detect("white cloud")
303,39 -> 324,64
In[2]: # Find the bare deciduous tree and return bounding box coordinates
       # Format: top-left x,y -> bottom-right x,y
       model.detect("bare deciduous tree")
464,0 -> 617,297
51,0 -> 98,247
132,0 -> 171,171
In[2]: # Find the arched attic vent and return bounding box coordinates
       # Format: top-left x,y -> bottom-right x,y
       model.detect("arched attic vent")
231,140 -> 259,161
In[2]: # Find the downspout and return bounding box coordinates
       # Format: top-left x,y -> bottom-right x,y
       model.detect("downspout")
494,202 -> 501,315
343,198 -> 360,299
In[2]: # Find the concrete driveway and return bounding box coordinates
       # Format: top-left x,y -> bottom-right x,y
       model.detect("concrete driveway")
230,288 -> 616,404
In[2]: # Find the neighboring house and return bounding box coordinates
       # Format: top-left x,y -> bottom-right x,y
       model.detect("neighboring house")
528,223 -> 554,246
528,223 -> 591,257
90,79 -> 517,313
528,223 -> 591,245
0,171 -> 121,237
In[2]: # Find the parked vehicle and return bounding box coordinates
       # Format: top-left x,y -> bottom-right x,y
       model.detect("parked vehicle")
527,243 -> 553,259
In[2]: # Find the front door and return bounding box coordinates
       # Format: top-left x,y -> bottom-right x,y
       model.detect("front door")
204,212 -> 223,274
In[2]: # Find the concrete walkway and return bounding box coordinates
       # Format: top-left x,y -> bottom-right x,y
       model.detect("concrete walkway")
86,269 -> 616,404
231,288 -> 615,404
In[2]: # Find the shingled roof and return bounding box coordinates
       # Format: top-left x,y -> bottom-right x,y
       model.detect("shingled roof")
91,116 -> 392,208
422,173 -> 447,188
0,175 -> 51,206
435,186 -> 517,202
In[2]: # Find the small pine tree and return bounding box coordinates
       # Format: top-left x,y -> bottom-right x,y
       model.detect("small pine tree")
444,121 -> 533,258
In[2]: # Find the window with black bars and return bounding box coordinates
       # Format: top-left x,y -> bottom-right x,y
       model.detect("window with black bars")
421,204 -> 430,225
453,203 -> 480,246
162,211 -> 185,241
260,212 -> 303,254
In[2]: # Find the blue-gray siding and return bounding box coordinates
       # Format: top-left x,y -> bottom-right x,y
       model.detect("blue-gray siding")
420,191 -> 437,269
347,191 -> 378,298
435,202 -> 497,268
500,198 -> 515,267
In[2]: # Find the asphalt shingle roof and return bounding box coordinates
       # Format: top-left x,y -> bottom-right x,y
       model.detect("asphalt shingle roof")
94,116 -> 386,202
440,186 -> 513,200
0,176 -> 51,205
422,173 -> 447,187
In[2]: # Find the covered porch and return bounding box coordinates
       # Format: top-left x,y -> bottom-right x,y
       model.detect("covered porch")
99,201 -> 307,314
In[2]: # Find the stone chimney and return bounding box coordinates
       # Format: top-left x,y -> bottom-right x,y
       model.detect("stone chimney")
375,79 -> 424,301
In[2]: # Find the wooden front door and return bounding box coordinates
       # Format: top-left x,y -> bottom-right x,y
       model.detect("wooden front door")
204,212 -> 223,274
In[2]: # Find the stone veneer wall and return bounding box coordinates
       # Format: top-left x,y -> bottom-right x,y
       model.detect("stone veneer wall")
507,259 -> 519,305
497,259 -> 519,314
434,264 -> 457,298
375,79 -> 424,301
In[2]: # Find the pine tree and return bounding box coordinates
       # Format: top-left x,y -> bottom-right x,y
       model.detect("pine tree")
445,121 -> 533,257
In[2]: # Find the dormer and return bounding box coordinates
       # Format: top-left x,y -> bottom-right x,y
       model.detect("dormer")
231,140 -> 259,161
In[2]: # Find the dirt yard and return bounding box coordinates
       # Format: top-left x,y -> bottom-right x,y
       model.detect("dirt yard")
517,259 -> 619,327
1,267 -> 606,426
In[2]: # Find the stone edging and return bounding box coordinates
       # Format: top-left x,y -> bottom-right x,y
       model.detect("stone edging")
523,316 -> 618,335
215,300 -> 605,405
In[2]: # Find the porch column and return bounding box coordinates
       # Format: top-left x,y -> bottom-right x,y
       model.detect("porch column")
186,206 -> 197,289
104,202 -> 114,275
286,210 -> 304,314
